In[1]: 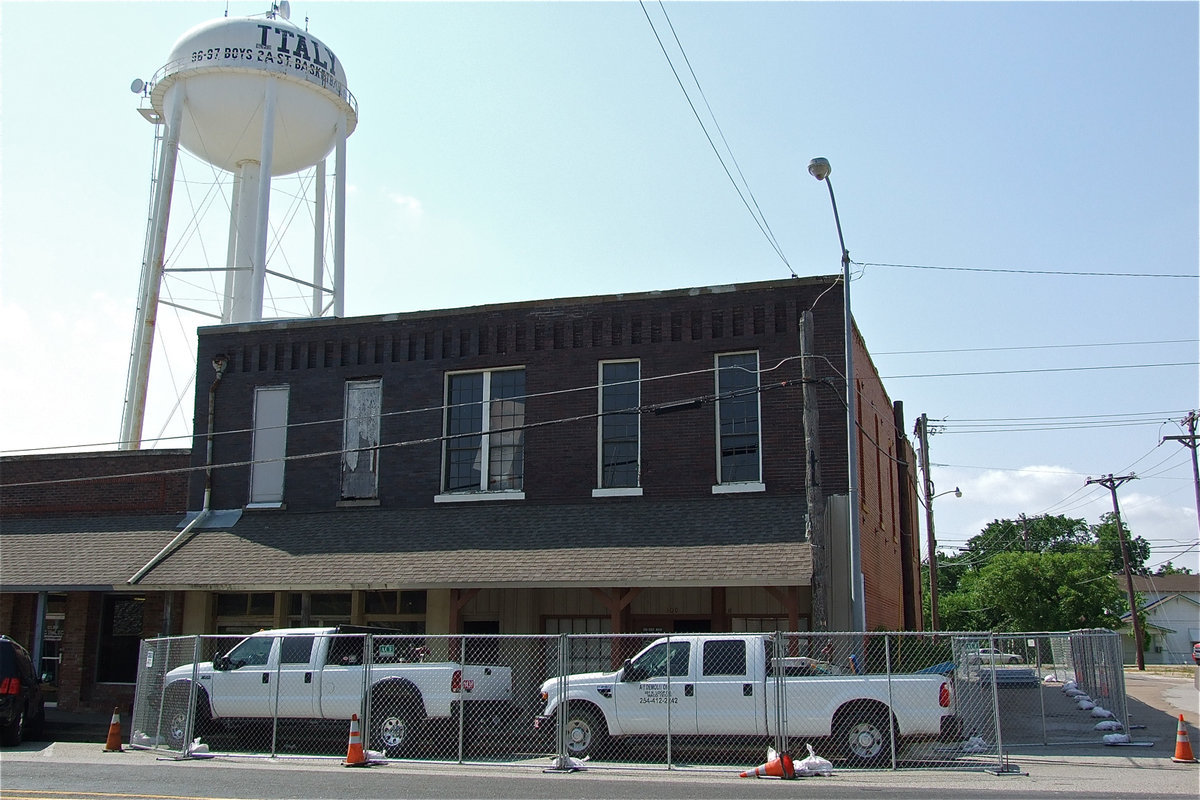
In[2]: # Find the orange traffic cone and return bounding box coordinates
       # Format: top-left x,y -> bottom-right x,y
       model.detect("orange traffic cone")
740,753 -> 795,779
103,707 -> 124,752
343,713 -> 369,767
1172,714 -> 1195,763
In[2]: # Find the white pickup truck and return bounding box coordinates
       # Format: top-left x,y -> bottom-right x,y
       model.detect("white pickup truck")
153,627 -> 513,756
535,634 -> 958,765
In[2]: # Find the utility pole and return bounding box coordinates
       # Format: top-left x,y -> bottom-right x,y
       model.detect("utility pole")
1085,473 -> 1144,670
800,311 -> 828,631
1163,410 -> 1200,536
915,414 -> 939,631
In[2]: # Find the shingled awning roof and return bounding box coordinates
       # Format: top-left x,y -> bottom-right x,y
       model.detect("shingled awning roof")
2,496 -> 811,592
0,514 -> 184,591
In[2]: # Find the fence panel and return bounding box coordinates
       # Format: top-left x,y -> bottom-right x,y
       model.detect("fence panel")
130,628 -> 1125,770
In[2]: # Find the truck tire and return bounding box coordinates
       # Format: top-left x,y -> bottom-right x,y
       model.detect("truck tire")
562,705 -> 608,760
834,701 -> 893,767
163,685 -> 212,750
370,694 -> 422,758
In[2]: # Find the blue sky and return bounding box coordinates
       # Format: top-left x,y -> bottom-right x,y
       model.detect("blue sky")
2,1 -> 1197,572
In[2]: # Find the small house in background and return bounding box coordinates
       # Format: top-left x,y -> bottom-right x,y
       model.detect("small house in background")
1119,573 -> 1200,665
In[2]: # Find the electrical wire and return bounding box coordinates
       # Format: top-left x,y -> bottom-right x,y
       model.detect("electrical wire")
860,261 -> 1196,280
638,0 -> 794,276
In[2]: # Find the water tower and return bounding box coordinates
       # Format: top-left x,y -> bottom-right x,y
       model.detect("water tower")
120,1 -> 358,448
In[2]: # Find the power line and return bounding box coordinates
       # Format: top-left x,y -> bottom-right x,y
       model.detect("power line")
860,261 -> 1196,280
882,362 -> 1193,380
638,0 -> 794,275
873,339 -> 1197,356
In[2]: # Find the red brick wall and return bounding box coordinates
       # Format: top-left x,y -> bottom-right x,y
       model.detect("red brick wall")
853,334 -> 920,631
1,450 -> 190,517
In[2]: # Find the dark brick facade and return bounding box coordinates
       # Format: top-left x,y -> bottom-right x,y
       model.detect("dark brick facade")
191,280 -> 851,511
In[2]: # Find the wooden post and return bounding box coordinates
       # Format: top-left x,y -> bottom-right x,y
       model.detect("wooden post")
801,310 -> 827,631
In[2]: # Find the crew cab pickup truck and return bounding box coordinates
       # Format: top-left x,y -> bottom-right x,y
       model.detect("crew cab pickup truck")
535,634 -> 957,765
152,627 -> 512,756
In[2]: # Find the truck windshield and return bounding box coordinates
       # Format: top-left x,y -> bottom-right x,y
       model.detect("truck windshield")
632,641 -> 691,678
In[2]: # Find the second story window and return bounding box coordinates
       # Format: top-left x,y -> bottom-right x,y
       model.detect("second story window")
597,360 -> 640,492
443,368 -> 525,495
249,385 -> 289,506
715,351 -> 762,488
342,379 -> 381,500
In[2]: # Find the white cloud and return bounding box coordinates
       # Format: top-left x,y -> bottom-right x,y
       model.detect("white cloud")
388,192 -> 424,216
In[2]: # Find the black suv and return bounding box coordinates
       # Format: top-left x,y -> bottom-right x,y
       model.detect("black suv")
0,635 -> 46,745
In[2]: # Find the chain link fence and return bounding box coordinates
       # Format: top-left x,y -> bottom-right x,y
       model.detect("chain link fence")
130,628 -> 1124,772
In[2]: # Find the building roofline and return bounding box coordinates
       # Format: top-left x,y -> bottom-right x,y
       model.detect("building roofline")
197,276 -> 839,336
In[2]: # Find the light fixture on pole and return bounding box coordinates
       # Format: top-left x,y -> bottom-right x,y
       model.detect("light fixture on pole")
808,156 -> 865,632
925,485 -> 962,632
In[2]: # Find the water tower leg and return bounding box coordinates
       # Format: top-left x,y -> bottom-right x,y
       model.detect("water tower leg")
312,159 -> 326,316
222,172 -> 242,324
333,115 -> 347,318
250,78 -> 278,322
231,163 -> 261,323
120,86 -> 184,450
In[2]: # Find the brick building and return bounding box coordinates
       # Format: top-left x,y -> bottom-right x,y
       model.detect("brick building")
0,277 -> 923,711
0,450 -> 190,711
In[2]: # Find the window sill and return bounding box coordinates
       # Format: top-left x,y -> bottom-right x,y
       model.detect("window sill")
435,491 -> 526,503
592,487 -> 643,498
336,499 -> 381,508
711,481 -> 766,494
245,502 -> 286,511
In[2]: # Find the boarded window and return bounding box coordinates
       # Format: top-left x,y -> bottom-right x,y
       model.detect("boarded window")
342,379 -> 382,499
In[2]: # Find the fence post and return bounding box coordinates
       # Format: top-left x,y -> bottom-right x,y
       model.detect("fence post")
1036,635 -> 1048,745
884,632 -> 897,769
555,633 -> 568,761
361,633 -> 373,756
772,632 -> 788,760
457,634 -> 466,764
183,635 -> 201,757
270,635 -> 282,757
987,632 -> 1006,772
665,635 -> 673,770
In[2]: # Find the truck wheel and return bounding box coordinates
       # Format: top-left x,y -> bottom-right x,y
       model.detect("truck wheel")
563,706 -> 608,760
163,686 -> 211,750
834,702 -> 892,767
370,696 -> 420,758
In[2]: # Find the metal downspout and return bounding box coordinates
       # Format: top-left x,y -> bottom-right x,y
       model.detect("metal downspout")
129,356 -> 227,585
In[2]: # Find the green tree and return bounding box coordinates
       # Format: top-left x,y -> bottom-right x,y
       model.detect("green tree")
940,549 -> 1126,632
1154,561 -> 1194,575
961,514 -> 1091,563
1090,512 -> 1151,575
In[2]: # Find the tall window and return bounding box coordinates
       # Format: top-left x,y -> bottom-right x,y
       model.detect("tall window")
598,360 -> 640,489
250,386 -> 289,505
96,595 -> 143,683
715,352 -> 761,484
342,379 -> 381,499
443,368 -> 525,493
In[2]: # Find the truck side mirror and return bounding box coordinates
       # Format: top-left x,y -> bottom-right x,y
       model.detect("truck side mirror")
212,654 -> 231,671
621,659 -> 645,682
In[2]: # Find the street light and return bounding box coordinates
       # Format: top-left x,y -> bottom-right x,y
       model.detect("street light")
808,156 -> 865,632
925,484 -> 962,632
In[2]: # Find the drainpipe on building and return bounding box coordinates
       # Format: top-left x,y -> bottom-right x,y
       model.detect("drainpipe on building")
128,354 -> 228,585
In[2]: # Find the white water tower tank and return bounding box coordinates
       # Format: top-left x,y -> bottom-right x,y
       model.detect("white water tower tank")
150,12 -> 357,175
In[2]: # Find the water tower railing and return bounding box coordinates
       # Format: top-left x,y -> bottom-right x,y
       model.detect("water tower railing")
149,58 -> 357,118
